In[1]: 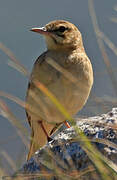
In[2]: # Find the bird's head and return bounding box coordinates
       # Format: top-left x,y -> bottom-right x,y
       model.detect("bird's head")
31,20 -> 84,51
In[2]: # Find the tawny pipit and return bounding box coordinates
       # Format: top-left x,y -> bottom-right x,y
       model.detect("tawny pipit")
26,20 -> 93,160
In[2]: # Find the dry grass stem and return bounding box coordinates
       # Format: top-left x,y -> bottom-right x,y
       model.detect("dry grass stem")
0,99 -> 29,148
88,0 -> 117,96
0,42 -> 30,77
1,151 -> 17,171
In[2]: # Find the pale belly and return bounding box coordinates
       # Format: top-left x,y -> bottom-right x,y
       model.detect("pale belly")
26,75 -> 91,124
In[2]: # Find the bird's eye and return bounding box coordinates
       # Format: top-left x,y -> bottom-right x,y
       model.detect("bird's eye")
58,26 -> 66,33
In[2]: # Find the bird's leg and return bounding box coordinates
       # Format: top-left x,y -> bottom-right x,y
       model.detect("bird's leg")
38,120 -> 70,144
64,121 -> 71,128
38,121 -> 53,142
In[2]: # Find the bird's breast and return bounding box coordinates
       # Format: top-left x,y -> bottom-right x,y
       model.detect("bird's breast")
27,51 -> 93,123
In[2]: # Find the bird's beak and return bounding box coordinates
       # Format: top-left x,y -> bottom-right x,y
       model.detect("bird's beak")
30,27 -> 50,36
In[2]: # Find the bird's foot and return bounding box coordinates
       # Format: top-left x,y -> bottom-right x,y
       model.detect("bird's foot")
47,136 -> 53,142
64,121 -> 71,128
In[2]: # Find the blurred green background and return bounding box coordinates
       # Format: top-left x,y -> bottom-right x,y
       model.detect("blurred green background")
0,0 -> 117,175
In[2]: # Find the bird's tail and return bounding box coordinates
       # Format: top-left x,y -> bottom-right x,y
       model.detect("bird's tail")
27,120 -> 55,160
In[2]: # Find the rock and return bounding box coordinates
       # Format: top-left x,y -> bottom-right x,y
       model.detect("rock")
13,108 -> 117,179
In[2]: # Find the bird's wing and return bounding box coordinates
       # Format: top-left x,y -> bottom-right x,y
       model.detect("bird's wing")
25,52 -> 60,125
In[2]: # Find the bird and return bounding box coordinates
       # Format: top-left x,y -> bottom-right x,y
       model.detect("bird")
25,20 -> 93,160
